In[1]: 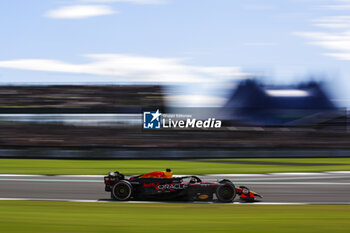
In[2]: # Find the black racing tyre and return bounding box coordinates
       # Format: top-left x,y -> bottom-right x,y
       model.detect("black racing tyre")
216,181 -> 236,203
112,180 -> 133,201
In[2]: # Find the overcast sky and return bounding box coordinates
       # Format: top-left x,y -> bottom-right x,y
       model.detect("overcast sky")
1,0 -> 350,106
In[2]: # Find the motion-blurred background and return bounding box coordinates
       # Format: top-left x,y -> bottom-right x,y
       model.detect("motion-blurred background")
0,0 -> 350,159
0,79 -> 347,159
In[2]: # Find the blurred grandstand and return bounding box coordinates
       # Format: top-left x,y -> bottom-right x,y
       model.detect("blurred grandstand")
0,82 -> 348,158
223,80 -> 346,129
0,85 -> 164,113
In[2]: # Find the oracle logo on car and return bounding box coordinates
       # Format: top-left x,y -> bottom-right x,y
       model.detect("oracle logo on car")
142,182 -> 186,191
156,183 -> 187,191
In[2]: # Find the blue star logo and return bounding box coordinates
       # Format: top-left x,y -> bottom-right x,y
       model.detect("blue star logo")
143,109 -> 162,129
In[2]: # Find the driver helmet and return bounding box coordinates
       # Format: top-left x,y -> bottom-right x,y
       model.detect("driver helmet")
164,168 -> 173,178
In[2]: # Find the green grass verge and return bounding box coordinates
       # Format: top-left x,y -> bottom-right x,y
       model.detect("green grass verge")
0,201 -> 349,233
0,158 -> 350,175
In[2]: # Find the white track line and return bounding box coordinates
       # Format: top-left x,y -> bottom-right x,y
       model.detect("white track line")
208,174 -> 269,177
0,174 -> 46,177
267,172 -> 325,176
327,171 -> 350,174
0,198 -> 349,205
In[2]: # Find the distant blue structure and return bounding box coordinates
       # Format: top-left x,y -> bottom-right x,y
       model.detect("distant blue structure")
224,80 -> 342,126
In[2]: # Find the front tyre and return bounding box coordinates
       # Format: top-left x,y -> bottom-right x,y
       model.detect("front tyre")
216,181 -> 236,203
112,180 -> 133,201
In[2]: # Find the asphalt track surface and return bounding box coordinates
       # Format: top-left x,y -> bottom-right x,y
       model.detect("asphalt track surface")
1,172 -> 350,204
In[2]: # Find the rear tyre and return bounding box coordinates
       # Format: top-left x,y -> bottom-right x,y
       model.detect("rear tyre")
216,181 -> 236,203
112,180 -> 133,201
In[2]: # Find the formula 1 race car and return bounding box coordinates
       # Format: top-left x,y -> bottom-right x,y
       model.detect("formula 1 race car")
104,169 -> 262,202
